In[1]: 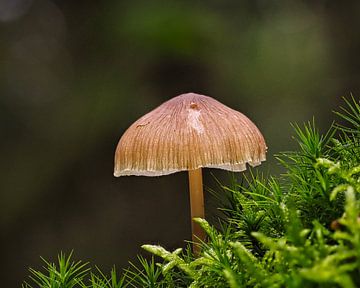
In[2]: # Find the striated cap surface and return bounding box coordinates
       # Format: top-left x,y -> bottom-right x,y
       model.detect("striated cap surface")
114,93 -> 267,176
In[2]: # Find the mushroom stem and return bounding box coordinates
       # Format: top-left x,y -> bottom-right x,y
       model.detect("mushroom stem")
188,168 -> 206,254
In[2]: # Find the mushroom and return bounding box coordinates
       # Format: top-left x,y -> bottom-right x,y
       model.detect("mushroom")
114,92 -> 267,253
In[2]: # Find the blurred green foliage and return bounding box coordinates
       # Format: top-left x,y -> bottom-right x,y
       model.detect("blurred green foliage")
1,0 -> 360,286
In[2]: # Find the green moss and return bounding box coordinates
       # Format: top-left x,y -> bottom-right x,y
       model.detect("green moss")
23,97 -> 360,288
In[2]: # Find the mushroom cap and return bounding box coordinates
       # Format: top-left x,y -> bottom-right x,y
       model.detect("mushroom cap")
114,93 -> 267,176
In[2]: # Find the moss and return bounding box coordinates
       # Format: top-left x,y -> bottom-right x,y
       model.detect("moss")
23,97 -> 360,288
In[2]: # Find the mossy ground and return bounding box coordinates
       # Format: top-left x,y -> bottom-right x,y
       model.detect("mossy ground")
23,98 -> 360,288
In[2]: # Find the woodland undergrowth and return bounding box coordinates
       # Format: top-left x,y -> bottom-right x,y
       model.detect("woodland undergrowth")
23,97 -> 360,288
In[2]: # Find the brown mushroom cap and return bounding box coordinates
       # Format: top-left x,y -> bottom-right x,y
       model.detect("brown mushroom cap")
114,93 -> 267,176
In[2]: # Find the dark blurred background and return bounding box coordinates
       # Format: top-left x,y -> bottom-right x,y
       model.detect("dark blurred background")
1,0 -> 360,285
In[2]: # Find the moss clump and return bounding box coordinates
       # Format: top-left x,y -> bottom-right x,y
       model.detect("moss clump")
24,97 -> 360,288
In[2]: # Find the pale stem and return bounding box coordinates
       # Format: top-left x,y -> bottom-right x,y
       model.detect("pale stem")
188,168 -> 206,254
